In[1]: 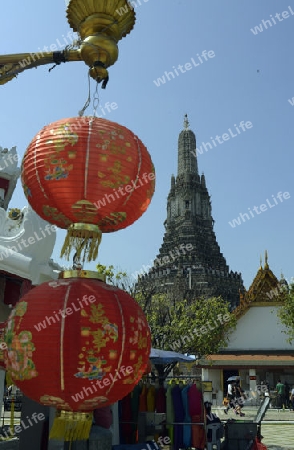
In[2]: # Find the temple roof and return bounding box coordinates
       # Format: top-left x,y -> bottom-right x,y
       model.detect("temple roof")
234,251 -> 287,318
246,251 -> 281,302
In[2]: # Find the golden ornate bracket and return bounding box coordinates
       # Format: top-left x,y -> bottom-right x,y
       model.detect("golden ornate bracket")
0,0 -> 135,87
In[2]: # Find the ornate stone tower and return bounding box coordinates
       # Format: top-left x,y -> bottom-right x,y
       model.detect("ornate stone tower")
138,115 -> 244,308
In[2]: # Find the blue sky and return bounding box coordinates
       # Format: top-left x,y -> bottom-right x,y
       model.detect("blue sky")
1,0 -> 293,289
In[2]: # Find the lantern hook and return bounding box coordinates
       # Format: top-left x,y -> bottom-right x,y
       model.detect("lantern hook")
92,81 -> 100,117
78,71 -> 91,117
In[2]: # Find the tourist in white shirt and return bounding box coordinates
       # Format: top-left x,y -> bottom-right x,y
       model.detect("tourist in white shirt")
224,383 -> 234,414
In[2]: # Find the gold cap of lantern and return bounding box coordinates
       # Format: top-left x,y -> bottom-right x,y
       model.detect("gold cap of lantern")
66,0 -> 136,85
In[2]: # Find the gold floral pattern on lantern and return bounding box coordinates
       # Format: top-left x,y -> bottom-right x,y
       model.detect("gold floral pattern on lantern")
44,123 -> 78,180
43,205 -> 72,226
5,302 -> 37,380
123,356 -> 144,385
98,160 -> 131,189
74,303 -> 118,380
123,313 -> 150,384
75,354 -> 111,380
78,396 -> 108,411
129,315 -> 149,349
46,123 -> 79,150
40,395 -> 71,410
98,212 -> 127,227
71,200 -> 98,221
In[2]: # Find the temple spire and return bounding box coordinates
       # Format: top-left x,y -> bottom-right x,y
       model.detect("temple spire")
177,114 -> 198,176
137,116 -> 244,309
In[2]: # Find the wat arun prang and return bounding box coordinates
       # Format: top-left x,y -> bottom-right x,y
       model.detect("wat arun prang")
137,115 -> 244,309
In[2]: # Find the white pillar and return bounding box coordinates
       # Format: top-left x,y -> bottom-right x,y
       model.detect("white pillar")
249,369 -> 257,403
202,368 -> 209,380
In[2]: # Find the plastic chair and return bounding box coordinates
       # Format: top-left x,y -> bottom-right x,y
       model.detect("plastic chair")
206,423 -> 221,450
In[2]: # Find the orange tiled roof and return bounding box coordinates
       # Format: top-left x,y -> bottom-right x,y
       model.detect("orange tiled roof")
198,354 -> 294,368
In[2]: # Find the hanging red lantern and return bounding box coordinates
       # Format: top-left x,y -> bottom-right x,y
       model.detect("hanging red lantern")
21,116 -> 155,262
4,271 -> 151,441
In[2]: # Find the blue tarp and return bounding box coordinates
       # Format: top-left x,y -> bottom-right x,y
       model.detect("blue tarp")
149,348 -> 195,364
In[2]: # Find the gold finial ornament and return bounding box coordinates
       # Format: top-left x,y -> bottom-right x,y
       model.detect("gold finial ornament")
264,249 -> 269,269
0,1 -> 136,87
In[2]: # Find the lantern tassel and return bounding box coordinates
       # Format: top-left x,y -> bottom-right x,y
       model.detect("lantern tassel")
60,223 -> 102,263
49,410 -> 93,442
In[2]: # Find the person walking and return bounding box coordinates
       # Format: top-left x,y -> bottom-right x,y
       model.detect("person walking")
284,381 -> 290,409
233,381 -> 245,417
224,382 -> 234,414
276,379 -> 285,410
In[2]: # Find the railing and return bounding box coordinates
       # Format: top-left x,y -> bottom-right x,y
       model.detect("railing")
254,396 -> 270,424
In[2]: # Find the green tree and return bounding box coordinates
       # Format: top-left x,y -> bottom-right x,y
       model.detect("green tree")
136,293 -> 236,357
278,284 -> 294,343
96,263 -> 136,295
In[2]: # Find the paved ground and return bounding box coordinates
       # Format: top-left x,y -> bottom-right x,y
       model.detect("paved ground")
215,405 -> 294,449
0,406 -> 293,449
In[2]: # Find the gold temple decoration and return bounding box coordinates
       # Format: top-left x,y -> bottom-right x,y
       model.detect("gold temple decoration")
8,208 -> 22,221
0,0 -> 135,87
234,252 -> 287,319
264,249 -> 269,269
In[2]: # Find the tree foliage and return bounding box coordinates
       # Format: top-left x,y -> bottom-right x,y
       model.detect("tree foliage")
96,263 -> 136,295
96,263 -> 237,358
136,293 -> 236,357
278,284 -> 294,343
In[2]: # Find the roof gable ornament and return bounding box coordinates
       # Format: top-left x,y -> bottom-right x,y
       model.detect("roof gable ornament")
264,249 -> 269,269
234,251 -> 286,319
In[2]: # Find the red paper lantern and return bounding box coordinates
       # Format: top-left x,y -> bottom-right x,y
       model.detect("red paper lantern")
4,271 -> 151,440
21,117 -> 155,261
